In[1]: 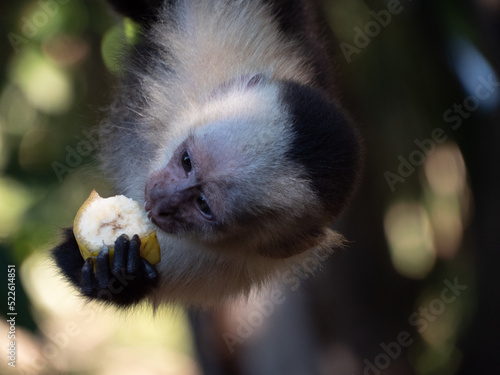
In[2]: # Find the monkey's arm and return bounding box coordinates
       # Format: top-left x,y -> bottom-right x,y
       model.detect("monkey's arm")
52,228 -> 159,307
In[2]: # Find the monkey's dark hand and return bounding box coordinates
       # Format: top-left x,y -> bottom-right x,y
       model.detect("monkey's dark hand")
52,228 -> 159,307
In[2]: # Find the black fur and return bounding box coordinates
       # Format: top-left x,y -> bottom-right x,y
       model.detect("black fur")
282,82 -> 361,217
106,0 -> 165,24
262,0 -> 338,96
52,229 -> 158,307
52,228 -> 85,286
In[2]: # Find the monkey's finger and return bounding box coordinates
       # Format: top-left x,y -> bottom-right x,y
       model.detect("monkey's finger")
112,234 -> 129,275
142,259 -> 159,283
127,234 -> 141,275
81,258 -> 96,296
95,245 -> 111,289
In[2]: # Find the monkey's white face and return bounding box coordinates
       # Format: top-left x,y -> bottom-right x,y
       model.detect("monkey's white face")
143,84 -> 282,239
143,110 -> 314,248
145,139 -> 219,236
144,121 -> 252,239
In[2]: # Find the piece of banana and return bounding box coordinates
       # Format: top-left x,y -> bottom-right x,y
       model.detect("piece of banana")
73,190 -> 161,265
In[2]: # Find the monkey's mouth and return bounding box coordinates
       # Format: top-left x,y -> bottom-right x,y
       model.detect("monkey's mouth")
145,205 -> 190,235
146,207 -> 172,233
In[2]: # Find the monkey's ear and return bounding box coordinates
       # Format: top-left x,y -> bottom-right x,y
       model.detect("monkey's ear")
106,0 -> 164,25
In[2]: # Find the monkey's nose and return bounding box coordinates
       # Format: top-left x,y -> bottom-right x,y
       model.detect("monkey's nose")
145,189 -> 177,231
145,186 -> 176,218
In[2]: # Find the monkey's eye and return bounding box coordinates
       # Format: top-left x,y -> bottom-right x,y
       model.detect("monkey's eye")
196,195 -> 213,219
181,151 -> 192,172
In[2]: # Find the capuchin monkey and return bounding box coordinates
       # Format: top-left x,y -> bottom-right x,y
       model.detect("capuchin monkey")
52,0 -> 361,308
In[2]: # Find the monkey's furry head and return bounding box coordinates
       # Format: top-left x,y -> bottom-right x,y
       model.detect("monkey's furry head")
130,76 -> 361,258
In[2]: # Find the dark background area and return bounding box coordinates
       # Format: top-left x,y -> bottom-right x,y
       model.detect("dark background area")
0,0 -> 498,374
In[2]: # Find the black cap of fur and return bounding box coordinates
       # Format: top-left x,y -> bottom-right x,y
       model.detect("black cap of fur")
281,81 -> 361,217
